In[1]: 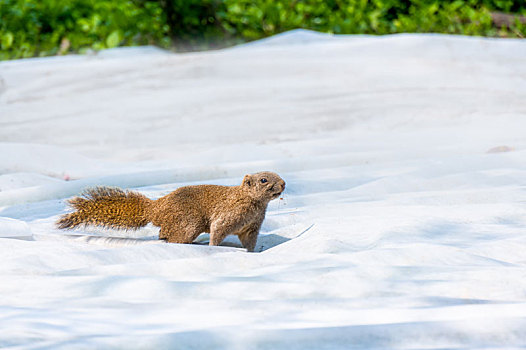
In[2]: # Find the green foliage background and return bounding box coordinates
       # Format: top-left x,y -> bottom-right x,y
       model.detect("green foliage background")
1,0 -> 525,60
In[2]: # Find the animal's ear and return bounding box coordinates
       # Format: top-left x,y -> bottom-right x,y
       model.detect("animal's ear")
242,174 -> 252,187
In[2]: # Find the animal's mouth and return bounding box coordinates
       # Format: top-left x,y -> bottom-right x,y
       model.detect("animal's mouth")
270,191 -> 282,199
269,182 -> 285,199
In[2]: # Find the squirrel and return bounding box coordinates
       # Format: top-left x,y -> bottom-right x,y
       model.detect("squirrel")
56,171 -> 286,252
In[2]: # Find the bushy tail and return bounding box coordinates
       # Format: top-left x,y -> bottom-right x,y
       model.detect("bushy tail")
56,187 -> 153,230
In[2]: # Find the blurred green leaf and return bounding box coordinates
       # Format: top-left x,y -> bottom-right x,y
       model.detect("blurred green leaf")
106,30 -> 121,48
1,32 -> 14,49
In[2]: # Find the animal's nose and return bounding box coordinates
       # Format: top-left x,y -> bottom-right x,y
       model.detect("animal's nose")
281,181 -> 286,190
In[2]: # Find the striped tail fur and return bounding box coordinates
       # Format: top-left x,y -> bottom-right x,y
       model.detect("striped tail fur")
56,187 -> 153,230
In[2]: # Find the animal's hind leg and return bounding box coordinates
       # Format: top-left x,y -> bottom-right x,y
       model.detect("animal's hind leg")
159,223 -> 201,244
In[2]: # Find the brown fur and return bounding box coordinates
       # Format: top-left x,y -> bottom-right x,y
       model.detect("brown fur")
56,172 -> 285,252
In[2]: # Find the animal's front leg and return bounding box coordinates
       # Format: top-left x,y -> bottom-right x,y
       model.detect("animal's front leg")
209,219 -> 242,248
237,223 -> 261,252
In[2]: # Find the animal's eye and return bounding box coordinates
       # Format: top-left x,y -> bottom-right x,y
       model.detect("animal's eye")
260,178 -> 268,184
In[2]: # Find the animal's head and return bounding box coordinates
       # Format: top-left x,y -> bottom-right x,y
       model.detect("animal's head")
242,171 -> 286,201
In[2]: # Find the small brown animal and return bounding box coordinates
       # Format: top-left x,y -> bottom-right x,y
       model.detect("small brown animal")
56,172 -> 285,252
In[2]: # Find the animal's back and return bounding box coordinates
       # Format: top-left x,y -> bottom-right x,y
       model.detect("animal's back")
150,184 -> 235,226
